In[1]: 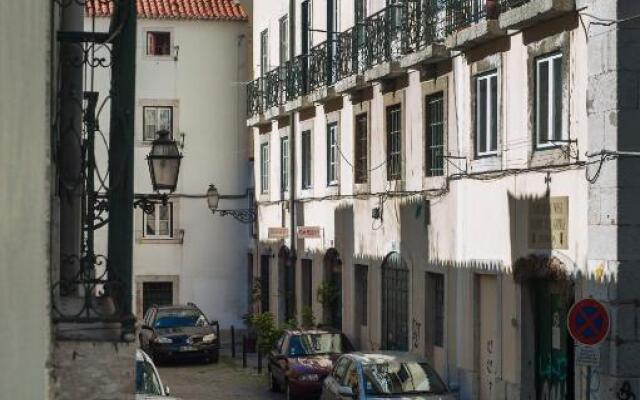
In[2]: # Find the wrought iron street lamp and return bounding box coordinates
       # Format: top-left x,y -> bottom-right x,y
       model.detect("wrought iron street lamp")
206,184 -> 256,224
147,130 -> 183,194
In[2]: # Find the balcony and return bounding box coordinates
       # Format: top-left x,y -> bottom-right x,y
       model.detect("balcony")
498,0 -> 575,30
399,0 -> 450,69
363,6 -> 404,82
335,26 -> 367,93
444,0 -> 506,51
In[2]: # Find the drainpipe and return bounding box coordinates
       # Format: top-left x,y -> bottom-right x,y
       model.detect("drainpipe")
288,0 -> 297,287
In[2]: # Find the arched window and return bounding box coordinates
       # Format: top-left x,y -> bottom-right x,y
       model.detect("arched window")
381,252 -> 408,351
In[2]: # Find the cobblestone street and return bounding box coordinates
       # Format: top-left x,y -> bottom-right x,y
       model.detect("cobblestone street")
158,350 -> 282,400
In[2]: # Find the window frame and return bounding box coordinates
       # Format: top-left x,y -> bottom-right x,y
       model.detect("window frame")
280,136 -> 289,193
142,202 -> 174,239
143,106 -> 173,142
425,92 -> 445,177
535,52 -> 564,149
301,130 -> 313,190
327,122 -> 339,186
474,70 -> 498,157
354,113 -> 369,184
145,30 -> 172,57
260,29 -> 269,77
279,15 -> 289,66
261,142 -> 270,194
386,104 -> 402,181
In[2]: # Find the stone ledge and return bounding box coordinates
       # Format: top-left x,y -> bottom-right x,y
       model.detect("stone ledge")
246,113 -> 268,127
364,60 -> 404,82
335,74 -> 366,94
445,19 -> 506,51
264,105 -> 285,121
284,95 -> 313,113
499,0 -> 575,30
307,86 -> 338,103
398,43 -> 451,69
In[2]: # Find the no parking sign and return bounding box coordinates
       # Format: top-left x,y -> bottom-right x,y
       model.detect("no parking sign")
567,298 -> 610,346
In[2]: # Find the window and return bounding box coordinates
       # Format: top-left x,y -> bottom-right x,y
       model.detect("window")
429,272 -> 445,347
260,29 -> 269,77
355,113 -> 368,184
301,130 -> 312,189
143,106 -> 172,141
536,53 -> 564,147
387,0 -> 403,32
146,31 -> 171,56
355,265 -> 368,326
327,123 -> 339,185
425,93 -> 445,176
386,105 -> 402,181
279,16 -> 289,66
143,203 -> 173,239
475,71 -> 498,156
302,259 -> 313,308
261,142 -> 270,194
281,136 -> 289,192
355,0 -> 367,48
302,0 -> 313,50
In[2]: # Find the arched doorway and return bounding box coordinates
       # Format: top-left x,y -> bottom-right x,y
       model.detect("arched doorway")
278,246 -> 295,323
514,255 -> 575,400
381,252 -> 409,351
322,248 -> 342,329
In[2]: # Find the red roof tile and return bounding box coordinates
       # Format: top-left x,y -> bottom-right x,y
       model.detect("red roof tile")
86,0 -> 248,22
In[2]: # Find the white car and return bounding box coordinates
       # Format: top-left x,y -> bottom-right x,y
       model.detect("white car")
136,349 -> 179,399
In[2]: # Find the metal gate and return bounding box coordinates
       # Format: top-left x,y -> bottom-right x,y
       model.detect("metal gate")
381,252 -> 409,350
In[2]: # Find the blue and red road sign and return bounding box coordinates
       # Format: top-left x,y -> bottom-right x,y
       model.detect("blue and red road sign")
567,299 -> 610,346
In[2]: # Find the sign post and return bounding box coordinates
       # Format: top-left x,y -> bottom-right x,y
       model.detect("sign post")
567,298 -> 610,400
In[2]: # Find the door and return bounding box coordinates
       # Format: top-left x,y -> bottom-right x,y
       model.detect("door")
381,252 -> 409,351
354,265 -> 368,349
534,280 -> 573,400
260,255 -> 270,312
477,275 -> 497,400
142,281 -> 173,316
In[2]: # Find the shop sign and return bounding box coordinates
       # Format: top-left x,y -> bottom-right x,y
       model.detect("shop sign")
297,226 -> 322,239
268,227 -> 289,239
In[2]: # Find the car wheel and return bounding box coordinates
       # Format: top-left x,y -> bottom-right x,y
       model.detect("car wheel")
269,370 -> 280,392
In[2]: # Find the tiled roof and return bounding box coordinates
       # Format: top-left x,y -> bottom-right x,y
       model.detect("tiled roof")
86,0 -> 248,21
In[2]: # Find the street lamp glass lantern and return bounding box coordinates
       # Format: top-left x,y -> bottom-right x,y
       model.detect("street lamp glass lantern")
147,130 -> 183,194
207,184 -> 220,212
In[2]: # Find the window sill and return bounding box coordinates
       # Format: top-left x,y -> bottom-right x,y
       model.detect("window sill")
530,146 -> 570,168
136,229 -> 184,245
354,182 -> 370,195
144,55 -> 174,62
469,154 -> 501,174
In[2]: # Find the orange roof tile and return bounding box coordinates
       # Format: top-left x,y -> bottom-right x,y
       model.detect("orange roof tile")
86,0 -> 248,22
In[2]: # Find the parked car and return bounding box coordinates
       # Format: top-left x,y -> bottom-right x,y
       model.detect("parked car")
268,329 -> 355,400
135,349 -> 179,399
320,352 -> 454,400
139,303 -> 220,363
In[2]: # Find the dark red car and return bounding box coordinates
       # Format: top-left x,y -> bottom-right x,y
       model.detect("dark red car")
268,329 -> 354,400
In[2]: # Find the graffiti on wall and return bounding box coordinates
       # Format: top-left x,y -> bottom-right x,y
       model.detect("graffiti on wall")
411,318 -> 421,349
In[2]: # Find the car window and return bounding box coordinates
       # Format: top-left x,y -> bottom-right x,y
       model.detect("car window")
363,361 -> 447,395
154,308 -> 209,329
274,335 -> 285,353
135,360 -> 163,395
343,361 -> 359,388
288,333 -> 345,356
333,357 -> 350,382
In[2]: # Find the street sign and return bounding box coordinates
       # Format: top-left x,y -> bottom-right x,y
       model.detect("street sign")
567,299 -> 610,346
575,344 -> 600,367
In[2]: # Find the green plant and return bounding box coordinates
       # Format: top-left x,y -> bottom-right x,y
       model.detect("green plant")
317,280 -> 340,309
250,278 -> 262,307
250,312 -> 283,355
283,317 -> 299,330
301,306 -> 316,329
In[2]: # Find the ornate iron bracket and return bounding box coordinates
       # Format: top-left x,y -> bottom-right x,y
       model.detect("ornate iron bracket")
212,208 -> 256,224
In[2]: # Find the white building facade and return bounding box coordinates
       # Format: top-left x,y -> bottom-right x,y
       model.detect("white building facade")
248,0 -> 640,399
89,0 -> 252,327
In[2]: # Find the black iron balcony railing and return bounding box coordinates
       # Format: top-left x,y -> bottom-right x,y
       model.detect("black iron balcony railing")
444,0 -> 499,34
246,0 -> 507,117
403,0 -> 447,54
309,41 -> 331,91
247,77 -> 264,117
264,68 -> 284,110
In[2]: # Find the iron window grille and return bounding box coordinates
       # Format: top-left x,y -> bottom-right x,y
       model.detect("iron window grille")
535,53 -> 564,148
475,71 -> 498,156
425,93 -> 445,176
143,106 -> 173,141
327,123 -> 339,185
355,113 -> 369,184
261,142 -> 270,194
301,130 -> 313,189
386,104 -> 403,181
247,77 -> 265,116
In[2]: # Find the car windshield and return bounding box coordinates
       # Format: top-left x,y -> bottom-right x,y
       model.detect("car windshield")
135,360 -> 163,395
363,360 -> 447,395
288,333 -> 343,356
154,309 -> 208,329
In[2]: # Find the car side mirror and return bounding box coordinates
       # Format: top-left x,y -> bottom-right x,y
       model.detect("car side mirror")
338,385 -> 354,398
164,386 -> 170,395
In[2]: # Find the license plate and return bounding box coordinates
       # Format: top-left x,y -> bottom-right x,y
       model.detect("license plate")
180,346 -> 197,352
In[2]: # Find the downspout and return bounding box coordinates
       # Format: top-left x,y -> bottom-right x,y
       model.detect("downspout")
288,0 -> 297,302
